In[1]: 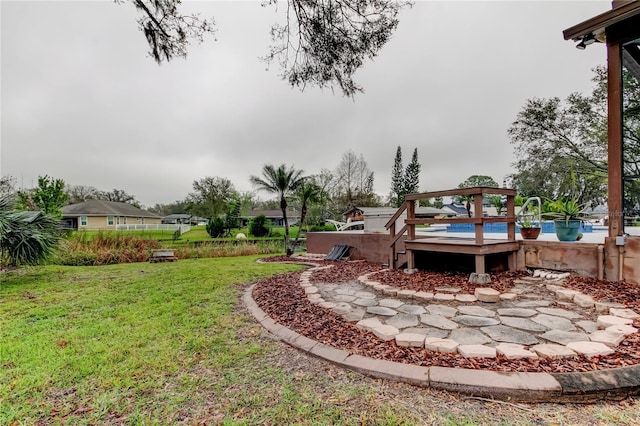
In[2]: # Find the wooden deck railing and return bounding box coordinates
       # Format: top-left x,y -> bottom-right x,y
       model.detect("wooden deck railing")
385,187 -> 517,269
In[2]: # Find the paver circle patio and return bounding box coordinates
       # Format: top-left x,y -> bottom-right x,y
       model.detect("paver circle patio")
246,255 -> 640,402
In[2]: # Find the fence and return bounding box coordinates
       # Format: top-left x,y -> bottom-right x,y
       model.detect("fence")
116,224 -> 191,233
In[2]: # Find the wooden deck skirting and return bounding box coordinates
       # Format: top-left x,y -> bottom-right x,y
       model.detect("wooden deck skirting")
385,187 -> 518,273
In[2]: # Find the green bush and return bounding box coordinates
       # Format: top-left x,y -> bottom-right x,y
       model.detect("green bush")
249,215 -> 270,237
206,217 -> 225,238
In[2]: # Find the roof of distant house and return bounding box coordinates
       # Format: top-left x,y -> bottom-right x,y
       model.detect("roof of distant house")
61,200 -> 160,218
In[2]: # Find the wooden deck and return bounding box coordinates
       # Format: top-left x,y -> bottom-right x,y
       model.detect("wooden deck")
404,237 -> 521,273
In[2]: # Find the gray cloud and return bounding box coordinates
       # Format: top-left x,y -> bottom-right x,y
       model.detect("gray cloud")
1,1 -> 608,206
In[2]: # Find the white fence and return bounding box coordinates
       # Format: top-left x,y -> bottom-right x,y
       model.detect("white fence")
116,224 -> 191,233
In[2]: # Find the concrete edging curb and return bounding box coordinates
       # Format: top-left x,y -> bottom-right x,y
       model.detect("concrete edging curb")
244,273 -> 640,402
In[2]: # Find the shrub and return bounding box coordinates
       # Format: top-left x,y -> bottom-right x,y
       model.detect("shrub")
52,232 -> 161,266
206,217 -> 225,238
249,215 -> 270,237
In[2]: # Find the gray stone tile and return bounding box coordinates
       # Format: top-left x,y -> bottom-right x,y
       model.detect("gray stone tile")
397,304 -> 427,315
426,304 -> 458,318
403,327 -> 449,338
540,330 -> 590,345
386,313 -> 420,329
453,315 -> 501,327
449,328 -> 492,345
420,314 -> 459,330
531,314 -> 577,332
458,306 -> 496,317
353,298 -> 378,307
499,316 -> 548,332
480,325 -> 539,345
497,308 -> 538,317
378,298 -> 404,308
536,307 -> 583,319
366,306 -> 398,316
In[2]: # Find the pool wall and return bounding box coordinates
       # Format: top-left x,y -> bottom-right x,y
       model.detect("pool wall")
446,221 -> 593,233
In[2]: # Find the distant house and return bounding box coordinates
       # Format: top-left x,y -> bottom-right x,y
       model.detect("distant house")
161,214 -> 207,225
241,210 -> 300,227
356,206 -> 453,232
61,200 -> 162,230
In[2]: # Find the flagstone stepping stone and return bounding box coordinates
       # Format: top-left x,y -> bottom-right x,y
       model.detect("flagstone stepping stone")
536,307 -> 582,319
371,323 -> 400,341
589,330 -> 625,347
397,304 -> 426,315
458,345 -> 496,358
449,328 -> 492,345
305,286 -> 319,294
378,299 -> 404,308
453,315 -> 500,327
455,294 -> 477,302
566,341 -> 615,357
395,332 -> 426,347
607,324 -> 638,335
403,327 -> 449,339
366,306 -> 398,316
383,288 -> 399,296
495,343 -> 539,359
474,288 -> 500,302
480,325 -> 539,345
555,289 -> 580,301
434,293 -> 455,301
426,304 -> 458,318
435,286 -> 461,293
420,314 -> 459,330
354,291 -> 376,299
597,315 -> 634,328
573,293 -> 595,308
576,320 -> 598,333
424,338 -> 459,353
334,302 -> 355,314
540,330 -> 589,345
532,343 -> 577,359
319,301 -> 337,309
356,317 -> 382,331
499,293 -> 517,301
352,298 -> 378,307
515,300 -> 552,308
497,308 -> 537,317
343,308 -> 366,322
498,316 -> 548,332
414,291 -> 434,301
333,294 -> 356,303
386,313 -> 420,329
609,308 -> 640,319
397,289 -> 417,298
458,306 -> 496,317
335,287 -> 357,295
595,301 -> 627,314
532,314 -> 576,331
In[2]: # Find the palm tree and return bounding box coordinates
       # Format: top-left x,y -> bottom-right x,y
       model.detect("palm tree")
0,195 -> 62,266
250,164 -> 305,256
291,179 -> 322,252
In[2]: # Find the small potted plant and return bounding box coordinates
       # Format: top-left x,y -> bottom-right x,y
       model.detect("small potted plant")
517,216 -> 541,240
544,197 -> 589,242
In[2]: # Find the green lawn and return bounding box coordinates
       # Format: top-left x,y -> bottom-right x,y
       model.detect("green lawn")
2,257 -> 638,425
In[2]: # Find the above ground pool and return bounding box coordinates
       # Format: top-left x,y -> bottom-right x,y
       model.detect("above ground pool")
446,221 -> 593,233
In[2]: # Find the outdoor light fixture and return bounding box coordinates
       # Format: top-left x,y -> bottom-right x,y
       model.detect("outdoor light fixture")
575,31 -> 605,50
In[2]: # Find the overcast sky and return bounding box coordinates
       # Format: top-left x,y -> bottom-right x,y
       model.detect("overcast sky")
1,0 -> 610,207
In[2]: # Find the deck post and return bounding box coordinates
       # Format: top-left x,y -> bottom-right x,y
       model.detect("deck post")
473,194 -> 484,245
389,222 -> 396,268
506,194 -> 516,240
475,255 -> 485,274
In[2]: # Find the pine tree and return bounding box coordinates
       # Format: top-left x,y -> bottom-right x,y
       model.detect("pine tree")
404,148 -> 420,196
390,146 -> 404,207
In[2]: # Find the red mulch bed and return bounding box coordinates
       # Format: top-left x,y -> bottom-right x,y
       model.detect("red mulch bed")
254,257 -> 640,373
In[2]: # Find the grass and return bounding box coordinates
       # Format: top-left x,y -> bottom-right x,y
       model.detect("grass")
2,257 -> 639,425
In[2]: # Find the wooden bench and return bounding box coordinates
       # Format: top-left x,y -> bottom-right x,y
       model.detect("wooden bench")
149,249 -> 177,263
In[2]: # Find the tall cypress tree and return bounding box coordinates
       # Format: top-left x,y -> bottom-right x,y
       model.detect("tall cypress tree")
390,146 -> 404,207
404,148 -> 420,196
